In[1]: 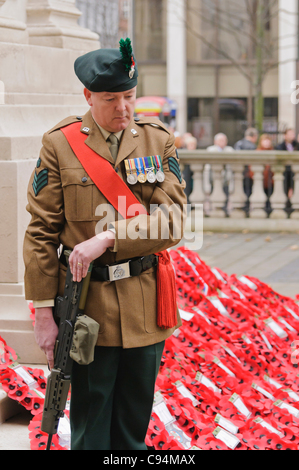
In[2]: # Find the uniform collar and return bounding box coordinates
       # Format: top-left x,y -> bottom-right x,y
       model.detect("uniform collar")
80,110 -> 139,166
92,115 -> 124,142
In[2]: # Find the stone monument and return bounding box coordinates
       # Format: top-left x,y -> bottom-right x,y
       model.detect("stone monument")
0,0 -> 100,364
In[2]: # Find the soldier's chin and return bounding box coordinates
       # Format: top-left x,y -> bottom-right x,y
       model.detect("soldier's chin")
113,117 -> 129,130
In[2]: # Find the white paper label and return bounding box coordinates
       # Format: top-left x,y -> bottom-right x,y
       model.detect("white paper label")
153,398 -> 175,426
229,393 -> 251,418
215,414 -> 239,435
217,289 -> 230,299
274,400 -> 299,418
251,382 -> 275,401
264,375 -> 283,390
259,331 -> 273,350
58,415 -> 71,438
230,284 -> 246,300
31,389 -> 45,399
179,309 -> 194,321
196,372 -> 221,394
166,423 -> 192,450
284,305 -> 299,320
222,345 -> 241,363
192,307 -> 211,324
283,389 -> 299,402
12,365 -> 37,389
278,317 -> 297,333
238,276 -> 257,290
174,381 -> 199,406
213,426 -> 240,450
212,268 -> 227,284
242,334 -> 252,344
264,318 -> 288,339
209,297 -> 231,318
254,417 -> 284,438
214,357 -> 236,377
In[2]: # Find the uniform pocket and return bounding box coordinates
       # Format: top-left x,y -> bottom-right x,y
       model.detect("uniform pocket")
60,168 -> 95,221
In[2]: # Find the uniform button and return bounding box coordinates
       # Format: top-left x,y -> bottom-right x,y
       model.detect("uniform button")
115,167 -> 119,173
134,117 -> 140,122
77,116 -> 82,120
82,177 -> 88,183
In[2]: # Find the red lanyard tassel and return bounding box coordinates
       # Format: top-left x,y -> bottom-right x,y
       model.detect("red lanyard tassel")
156,251 -> 178,329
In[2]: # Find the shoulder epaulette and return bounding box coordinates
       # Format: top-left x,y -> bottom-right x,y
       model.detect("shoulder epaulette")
48,116 -> 83,135
134,116 -> 170,134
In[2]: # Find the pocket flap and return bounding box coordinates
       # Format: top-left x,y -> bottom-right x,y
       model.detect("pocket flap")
60,168 -> 93,188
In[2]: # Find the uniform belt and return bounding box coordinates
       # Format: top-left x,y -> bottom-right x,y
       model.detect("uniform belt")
59,248 -> 158,282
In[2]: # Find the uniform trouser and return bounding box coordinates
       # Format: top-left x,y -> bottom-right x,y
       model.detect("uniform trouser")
70,341 -> 165,450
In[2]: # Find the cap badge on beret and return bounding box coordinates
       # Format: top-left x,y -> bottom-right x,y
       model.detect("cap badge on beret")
119,38 -> 136,79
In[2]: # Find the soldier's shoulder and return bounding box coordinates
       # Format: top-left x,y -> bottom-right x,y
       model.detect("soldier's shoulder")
47,115 -> 83,135
133,116 -> 170,134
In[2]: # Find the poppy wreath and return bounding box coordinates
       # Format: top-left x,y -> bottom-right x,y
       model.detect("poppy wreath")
2,247 -> 299,450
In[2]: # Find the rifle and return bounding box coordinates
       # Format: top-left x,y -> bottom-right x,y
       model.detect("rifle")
41,251 -> 93,451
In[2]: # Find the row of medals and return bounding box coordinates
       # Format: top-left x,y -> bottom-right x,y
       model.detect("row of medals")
125,159 -> 165,185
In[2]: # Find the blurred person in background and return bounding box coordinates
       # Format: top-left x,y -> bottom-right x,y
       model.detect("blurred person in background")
275,128 -> 299,202
207,133 -> 234,153
234,128 -> 259,150
257,134 -> 274,214
275,128 -> 299,152
207,133 -> 234,213
234,128 -> 259,205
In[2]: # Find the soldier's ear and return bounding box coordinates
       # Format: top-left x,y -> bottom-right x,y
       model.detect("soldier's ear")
84,88 -> 93,107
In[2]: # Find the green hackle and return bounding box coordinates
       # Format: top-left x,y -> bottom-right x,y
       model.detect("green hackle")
119,38 -> 133,72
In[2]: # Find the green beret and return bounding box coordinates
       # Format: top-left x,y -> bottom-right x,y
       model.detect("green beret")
74,38 -> 138,93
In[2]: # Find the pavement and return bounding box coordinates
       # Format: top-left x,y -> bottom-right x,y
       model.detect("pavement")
1,231 -> 299,450
198,231 -> 299,299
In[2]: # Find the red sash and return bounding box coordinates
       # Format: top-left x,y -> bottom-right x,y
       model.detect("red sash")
61,122 -> 178,330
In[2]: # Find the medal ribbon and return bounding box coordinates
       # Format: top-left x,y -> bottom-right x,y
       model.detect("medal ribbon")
128,158 -> 137,176
154,155 -> 164,173
135,157 -> 144,178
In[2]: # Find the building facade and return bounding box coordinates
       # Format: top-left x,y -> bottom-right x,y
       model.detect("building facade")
76,0 -> 298,147
76,0 -> 133,48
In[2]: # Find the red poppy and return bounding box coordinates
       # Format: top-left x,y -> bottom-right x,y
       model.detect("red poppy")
30,397 -> 44,415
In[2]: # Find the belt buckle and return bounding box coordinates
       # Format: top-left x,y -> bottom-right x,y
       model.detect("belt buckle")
108,262 -> 131,281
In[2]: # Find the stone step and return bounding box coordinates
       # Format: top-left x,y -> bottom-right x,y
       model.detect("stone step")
0,364 -> 49,450
0,408 -> 32,451
0,364 -> 49,424
0,384 -> 20,425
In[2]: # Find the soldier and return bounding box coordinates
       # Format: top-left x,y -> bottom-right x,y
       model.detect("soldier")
23,39 -> 187,450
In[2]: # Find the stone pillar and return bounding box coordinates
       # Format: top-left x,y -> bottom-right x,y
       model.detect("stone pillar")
230,163 -> 247,218
270,165 -> 288,219
290,164 -> 299,217
26,0 -> 99,50
250,164 -> 267,218
189,163 -> 205,206
0,0 -> 28,43
209,164 -> 226,217
167,0 -> 187,135
0,0 -> 100,364
278,0 -> 298,129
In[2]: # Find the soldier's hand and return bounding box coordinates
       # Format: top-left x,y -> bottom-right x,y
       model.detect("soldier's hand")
34,307 -> 59,370
69,231 -> 115,282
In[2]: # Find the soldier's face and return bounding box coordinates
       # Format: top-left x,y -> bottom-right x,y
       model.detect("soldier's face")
84,87 -> 137,133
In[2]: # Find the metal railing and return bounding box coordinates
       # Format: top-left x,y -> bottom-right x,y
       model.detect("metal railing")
178,150 -> 299,220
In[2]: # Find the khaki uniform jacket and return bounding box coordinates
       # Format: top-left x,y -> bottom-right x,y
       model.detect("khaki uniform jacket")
23,110 -> 187,348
